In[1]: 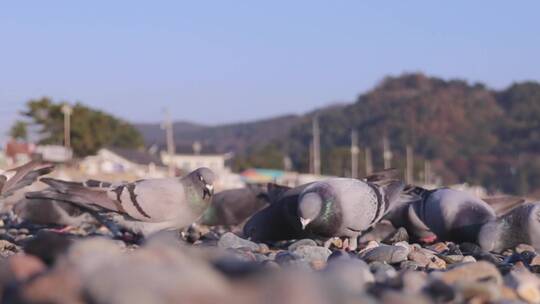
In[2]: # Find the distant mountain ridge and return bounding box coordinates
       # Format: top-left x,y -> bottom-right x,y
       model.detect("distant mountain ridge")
135,73 -> 540,195
134,114 -> 303,154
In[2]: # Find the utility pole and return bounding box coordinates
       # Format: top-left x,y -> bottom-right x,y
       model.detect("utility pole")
61,104 -> 72,149
350,129 -> 359,178
312,115 -> 321,175
406,145 -> 413,184
163,109 -> 176,177
365,147 -> 373,176
382,136 -> 392,169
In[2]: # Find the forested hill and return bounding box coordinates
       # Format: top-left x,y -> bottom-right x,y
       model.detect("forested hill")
136,73 -> 540,195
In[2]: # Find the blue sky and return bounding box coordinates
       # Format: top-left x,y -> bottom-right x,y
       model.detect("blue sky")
1,1 -> 539,142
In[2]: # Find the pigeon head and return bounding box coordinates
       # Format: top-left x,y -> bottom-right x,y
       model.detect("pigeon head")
190,167 -> 216,199
298,192 -> 323,229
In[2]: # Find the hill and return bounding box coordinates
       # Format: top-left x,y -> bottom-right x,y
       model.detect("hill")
135,73 -> 540,195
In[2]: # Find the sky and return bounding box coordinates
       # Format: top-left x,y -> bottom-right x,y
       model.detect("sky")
1,1 -> 539,142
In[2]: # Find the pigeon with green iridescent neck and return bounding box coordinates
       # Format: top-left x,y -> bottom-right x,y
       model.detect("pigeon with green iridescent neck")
297,170 -> 408,251
25,168 -> 215,237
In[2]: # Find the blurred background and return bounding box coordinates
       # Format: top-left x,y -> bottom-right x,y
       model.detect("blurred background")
1,1 -> 539,197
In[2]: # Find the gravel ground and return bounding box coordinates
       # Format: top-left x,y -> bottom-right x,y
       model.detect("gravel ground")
0,215 -> 539,304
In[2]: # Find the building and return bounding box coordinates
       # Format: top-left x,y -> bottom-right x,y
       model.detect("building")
35,145 -> 73,163
161,152 -> 245,189
81,147 -> 167,178
160,152 -> 228,174
4,139 -> 35,165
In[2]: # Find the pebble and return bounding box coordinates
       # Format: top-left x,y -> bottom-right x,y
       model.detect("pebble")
23,231 -> 74,266
504,263 -> 540,304
370,262 -> 398,283
428,242 -> 449,254
217,232 -> 260,252
516,244 -> 536,254
290,245 -> 331,264
383,227 -> 409,244
455,281 -> 502,303
361,244 -> 409,264
437,261 -> 503,285
288,239 -> 317,251
400,270 -> 428,294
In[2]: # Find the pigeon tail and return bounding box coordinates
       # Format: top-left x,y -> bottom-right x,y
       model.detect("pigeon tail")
29,178 -> 121,212
0,161 -> 54,198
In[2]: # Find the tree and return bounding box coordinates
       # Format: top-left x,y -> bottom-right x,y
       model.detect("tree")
22,97 -> 144,156
9,121 -> 27,140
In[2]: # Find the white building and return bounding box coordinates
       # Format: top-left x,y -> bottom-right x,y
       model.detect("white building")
81,148 -> 167,178
160,152 -> 227,173
161,152 -> 244,189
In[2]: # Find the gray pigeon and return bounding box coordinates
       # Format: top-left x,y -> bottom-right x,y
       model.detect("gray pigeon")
243,183 -> 312,242
297,171 -> 408,251
25,167 -> 216,237
479,202 -> 540,252
13,198 -> 97,227
199,184 -> 269,226
0,160 -> 54,199
385,187 -> 524,244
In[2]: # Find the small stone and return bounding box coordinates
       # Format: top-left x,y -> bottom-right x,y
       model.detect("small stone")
328,250 -> 352,262
437,261 -> 503,285
505,262 -> 540,304
323,258 -> 374,293
310,260 -> 326,270
361,244 -> 409,264
428,242 -> 449,254
531,255 -> 540,267
291,245 -> 331,264
7,229 -> 18,235
423,280 -> 456,303
18,228 -> 30,235
0,239 -> 20,253
287,239 -> 317,251
358,241 -> 379,255
459,242 -> 482,255
23,231 -> 74,266
400,260 -> 423,271
438,254 -> 464,264
257,243 -> 270,254
369,261 -> 397,283
462,256 -> 477,263
383,227 -> 409,244
401,270 -> 428,294
381,291 -> 430,304
516,244 -> 537,254
456,282 -> 502,303
217,232 -> 259,252
8,254 -> 46,281
274,251 -> 301,265
408,248 -> 446,270
359,220 -> 396,243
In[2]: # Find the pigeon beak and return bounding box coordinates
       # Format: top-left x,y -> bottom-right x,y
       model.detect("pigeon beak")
300,218 -> 312,230
203,184 -> 214,199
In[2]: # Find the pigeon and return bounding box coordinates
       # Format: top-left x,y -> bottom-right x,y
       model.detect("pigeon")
0,160 -> 54,200
199,184 -> 270,226
243,183 -> 312,242
478,202 -> 540,252
25,167 -> 216,237
385,187 -> 524,244
297,170 -> 408,250
13,198 -> 97,227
